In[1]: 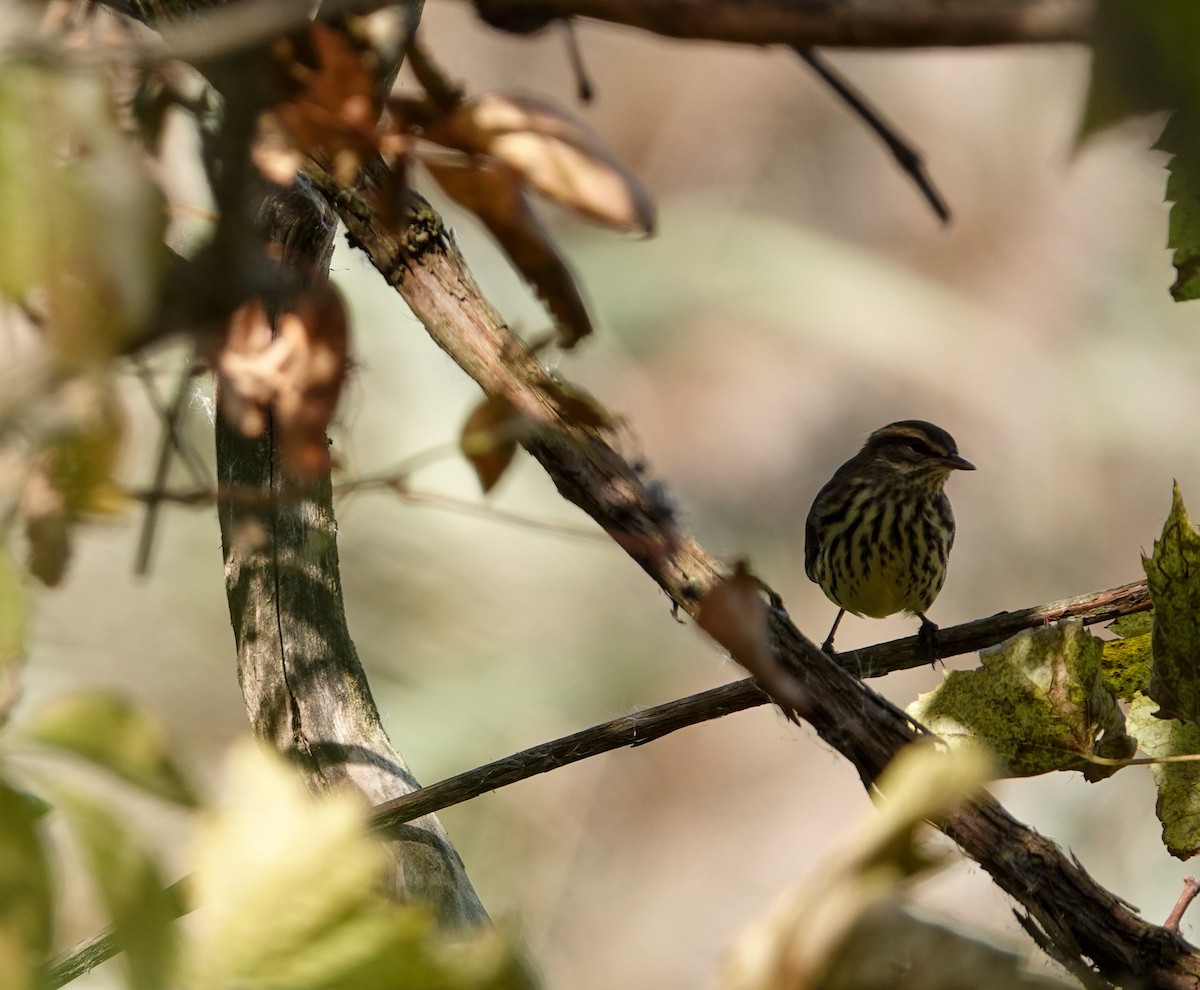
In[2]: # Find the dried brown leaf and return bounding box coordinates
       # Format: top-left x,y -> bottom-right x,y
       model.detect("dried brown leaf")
19,378 -> 125,586
698,562 -> 809,717
425,92 -> 655,233
460,394 -> 528,493
257,23 -> 381,186
697,562 -> 773,675
217,283 -> 350,479
426,158 -> 593,347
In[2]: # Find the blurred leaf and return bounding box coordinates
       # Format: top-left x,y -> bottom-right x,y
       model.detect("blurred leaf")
18,691 -> 197,806
459,395 -> 527,494
0,541 -> 26,729
813,902 -> 1080,990
1101,611 -> 1153,702
259,23 -> 381,186
542,379 -> 616,431
426,159 -> 593,347
0,61 -> 165,365
425,93 -> 655,234
718,741 -> 1004,990
1156,115 -> 1200,301
20,377 -> 126,587
907,620 -> 1134,780
697,563 -> 773,683
0,780 -> 53,990
1127,693 -> 1200,859
182,742 -> 534,990
50,787 -> 179,990
217,282 -> 350,479
1144,483 -> 1200,722
1081,1 -> 1200,138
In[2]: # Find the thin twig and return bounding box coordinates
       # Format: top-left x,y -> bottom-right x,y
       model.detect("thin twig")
133,352 -> 208,575
797,48 -> 949,224
1167,878 -> 1200,935
368,578 -> 1152,832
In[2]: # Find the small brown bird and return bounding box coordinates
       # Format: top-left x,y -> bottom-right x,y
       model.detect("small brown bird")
804,420 -> 974,654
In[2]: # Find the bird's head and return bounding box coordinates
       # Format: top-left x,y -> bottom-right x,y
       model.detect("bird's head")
860,420 -> 975,488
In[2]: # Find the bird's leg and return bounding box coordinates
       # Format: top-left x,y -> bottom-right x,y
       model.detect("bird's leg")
821,609 -> 846,656
916,612 -> 940,662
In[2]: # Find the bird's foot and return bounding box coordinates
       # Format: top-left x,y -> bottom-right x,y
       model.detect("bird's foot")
917,614 -> 940,665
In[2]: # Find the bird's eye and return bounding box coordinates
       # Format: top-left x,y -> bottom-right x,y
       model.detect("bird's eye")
905,438 -> 936,458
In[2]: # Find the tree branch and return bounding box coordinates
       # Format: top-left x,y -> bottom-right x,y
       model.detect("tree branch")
469,0 -> 1092,47
314,171 -> 1200,987
367,578 -> 1151,832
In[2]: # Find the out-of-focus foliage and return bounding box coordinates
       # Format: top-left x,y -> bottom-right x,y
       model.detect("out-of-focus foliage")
0,780 -> 52,990
718,740 -> 1074,990
908,620 -> 1134,780
19,376 -> 127,587
182,742 -> 534,990
0,61 -> 165,364
16,692 -> 198,806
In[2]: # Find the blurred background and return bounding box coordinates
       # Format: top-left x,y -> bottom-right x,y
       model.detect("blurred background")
23,5 -> 1200,986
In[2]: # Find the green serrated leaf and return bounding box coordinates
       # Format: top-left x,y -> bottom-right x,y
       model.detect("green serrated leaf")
907,620 -> 1135,780
0,61 -> 165,365
182,743 -> 535,990
0,541 -> 27,729
1127,693 -> 1200,859
18,691 -> 197,806
1144,483 -> 1200,723
0,780 -> 53,990
1159,114 -> 1200,301
49,786 -> 178,990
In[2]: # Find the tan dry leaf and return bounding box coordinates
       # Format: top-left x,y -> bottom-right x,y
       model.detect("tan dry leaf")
426,158 -> 593,348
217,283 -> 350,479
259,23 -> 381,186
425,92 -> 655,234
459,394 -> 528,493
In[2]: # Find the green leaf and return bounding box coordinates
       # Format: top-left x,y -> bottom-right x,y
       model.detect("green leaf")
0,541 -> 27,729
0,780 -> 53,990
1155,115 -> 1200,301
0,61 -> 165,366
1127,693 -> 1200,859
182,743 -> 534,990
49,786 -> 179,990
1081,1 -> 1200,138
1101,613 -> 1152,702
1144,483 -> 1200,722
907,620 -> 1135,780
18,691 -> 197,806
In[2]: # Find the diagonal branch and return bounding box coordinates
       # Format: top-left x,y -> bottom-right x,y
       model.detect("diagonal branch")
313,169 -> 1200,988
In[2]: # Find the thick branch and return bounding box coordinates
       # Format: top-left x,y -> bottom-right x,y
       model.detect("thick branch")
315,172 -> 1200,988
470,0 -> 1091,47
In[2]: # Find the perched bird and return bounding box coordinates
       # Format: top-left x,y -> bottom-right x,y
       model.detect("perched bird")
804,420 -> 974,655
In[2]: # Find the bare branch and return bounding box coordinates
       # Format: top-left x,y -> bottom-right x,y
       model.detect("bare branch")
368,578 -> 1151,833
1167,878 -> 1200,936
468,0 -> 1092,47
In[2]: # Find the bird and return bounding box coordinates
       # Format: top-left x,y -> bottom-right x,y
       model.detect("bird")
804,420 -> 974,656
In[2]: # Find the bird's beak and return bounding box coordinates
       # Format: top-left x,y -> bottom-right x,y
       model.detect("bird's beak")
943,454 -> 975,471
